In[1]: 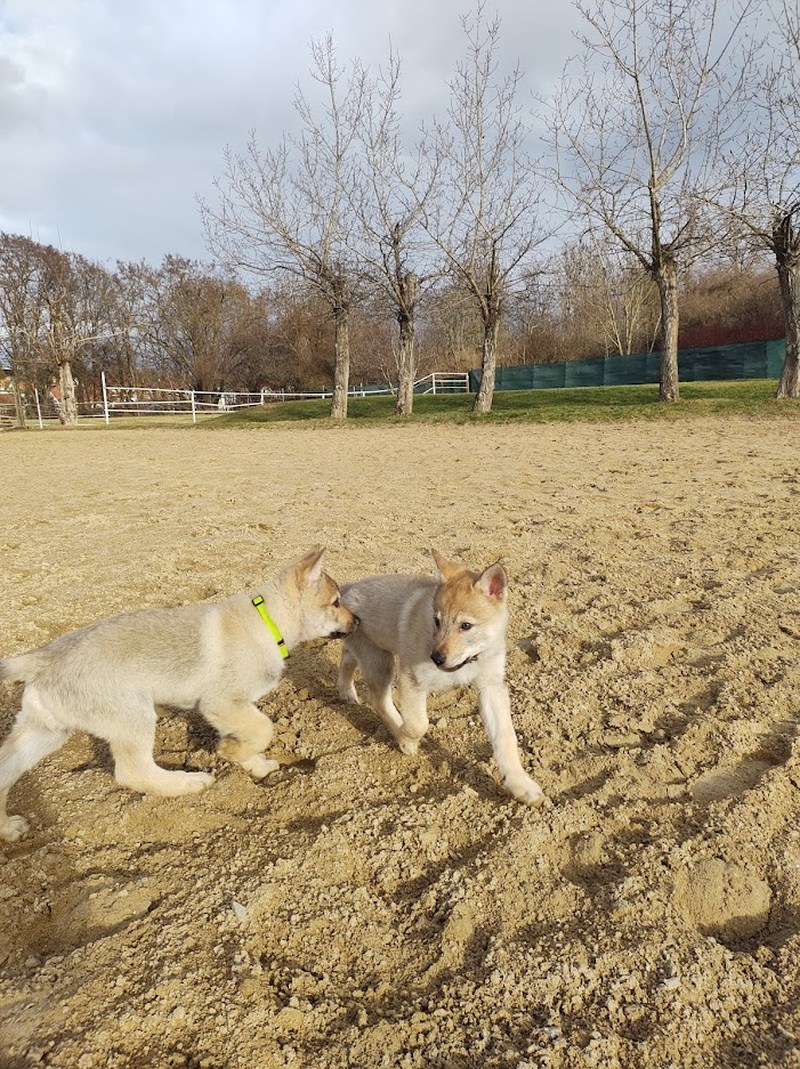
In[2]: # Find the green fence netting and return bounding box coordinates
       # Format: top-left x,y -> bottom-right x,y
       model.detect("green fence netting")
468,339 -> 786,392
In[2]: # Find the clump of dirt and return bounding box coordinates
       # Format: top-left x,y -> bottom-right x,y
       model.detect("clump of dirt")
673,858 -> 772,943
1,417 -> 799,1068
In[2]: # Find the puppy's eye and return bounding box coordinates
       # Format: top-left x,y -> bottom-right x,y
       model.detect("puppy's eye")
460,621 -> 473,631
332,598 -> 340,608
433,615 -> 441,630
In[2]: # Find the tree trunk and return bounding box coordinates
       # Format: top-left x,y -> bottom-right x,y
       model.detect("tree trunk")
395,309 -> 416,417
655,256 -> 680,403
473,312 -> 500,414
330,307 -> 350,420
774,244 -> 800,399
12,376 -> 26,430
58,359 -> 79,426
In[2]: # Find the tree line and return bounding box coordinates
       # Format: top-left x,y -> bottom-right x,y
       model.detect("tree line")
1,0 -> 798,425
0,232 -> 783,422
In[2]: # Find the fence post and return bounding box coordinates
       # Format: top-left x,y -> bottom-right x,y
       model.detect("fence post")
191,391 -> 197,424
101,371 -> 110,425
34,388 -> 43,429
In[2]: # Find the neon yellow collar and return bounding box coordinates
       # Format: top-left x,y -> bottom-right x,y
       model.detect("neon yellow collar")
251,595 -> 289,659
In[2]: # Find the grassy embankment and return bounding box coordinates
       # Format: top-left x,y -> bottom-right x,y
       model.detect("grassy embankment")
22,379 -> 798,431
206,379 -> 798,428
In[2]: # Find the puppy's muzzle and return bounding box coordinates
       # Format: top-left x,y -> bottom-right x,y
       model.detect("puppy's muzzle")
330,613 -> 360,639
431,648 -> 478,672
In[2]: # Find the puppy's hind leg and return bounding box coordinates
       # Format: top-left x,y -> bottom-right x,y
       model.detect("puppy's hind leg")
337,644 -> 361,705
108,700 -> 214,797
202,698 -> 279,780
337,634 -> 407,746
359,647 -> 406,741
0,689 -> 71,841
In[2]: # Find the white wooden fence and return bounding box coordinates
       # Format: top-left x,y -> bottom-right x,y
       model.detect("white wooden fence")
413,372 -> 471,394
97,371 -> 470,423
3,372 -> 471,427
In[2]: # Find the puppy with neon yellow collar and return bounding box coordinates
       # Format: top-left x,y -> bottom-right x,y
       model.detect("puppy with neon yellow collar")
0,547 -> 358,841
338,550 -> 544,805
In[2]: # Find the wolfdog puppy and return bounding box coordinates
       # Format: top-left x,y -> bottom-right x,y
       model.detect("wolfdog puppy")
0,546 -> 358,840
338,550 -> 544,805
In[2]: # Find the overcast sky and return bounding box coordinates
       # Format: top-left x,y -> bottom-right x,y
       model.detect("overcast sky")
0,0 -> 583,268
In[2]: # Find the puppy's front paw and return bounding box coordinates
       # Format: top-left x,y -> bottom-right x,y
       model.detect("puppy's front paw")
240,754 -> 280,779
504,775 -> 546,806
0,814 -> 30,842
396,733 -> 421,756
337,682 -> 360,705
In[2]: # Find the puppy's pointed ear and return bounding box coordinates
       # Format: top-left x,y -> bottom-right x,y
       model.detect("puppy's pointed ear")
432,548 -> 461,581
295,545 -> 326,584
475,562 -> 507,601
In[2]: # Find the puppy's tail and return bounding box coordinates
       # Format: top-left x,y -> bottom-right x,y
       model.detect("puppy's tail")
0,652 -> 45,683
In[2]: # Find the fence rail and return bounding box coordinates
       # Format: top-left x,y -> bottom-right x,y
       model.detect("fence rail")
102,383 -> 266,421
413,372 -> 471,394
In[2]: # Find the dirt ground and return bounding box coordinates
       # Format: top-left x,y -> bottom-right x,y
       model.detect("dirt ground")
0,416 -> 799,1069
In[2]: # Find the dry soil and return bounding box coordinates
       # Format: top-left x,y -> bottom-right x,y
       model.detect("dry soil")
0,417 -> 799,1069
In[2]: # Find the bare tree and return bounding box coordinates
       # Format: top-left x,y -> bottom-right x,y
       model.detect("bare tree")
425,3 -> 547,413
548,0 -> 753,401
68,255 -> 126,405
709,0 -> 800,397
136,256 -> 252,391
352,49 -> 440,416
203,36 -> 368,418
33,247 -> 118,426
560,239 -> 661,357
0,234 -> 45,427
110,261 -> 157,386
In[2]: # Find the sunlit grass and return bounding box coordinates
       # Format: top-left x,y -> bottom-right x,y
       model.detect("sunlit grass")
203,379 -> 797,428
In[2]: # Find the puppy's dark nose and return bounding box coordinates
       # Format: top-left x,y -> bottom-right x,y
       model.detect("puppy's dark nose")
430,650 -> 446,666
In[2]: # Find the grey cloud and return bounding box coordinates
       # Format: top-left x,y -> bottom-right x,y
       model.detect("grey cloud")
0,0 -> 581,265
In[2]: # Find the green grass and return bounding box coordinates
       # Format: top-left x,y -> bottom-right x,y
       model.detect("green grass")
202,379 -> 798,429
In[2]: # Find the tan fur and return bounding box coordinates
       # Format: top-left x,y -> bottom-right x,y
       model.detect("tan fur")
0,547 -> 358,841
338,550 -> 545,805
